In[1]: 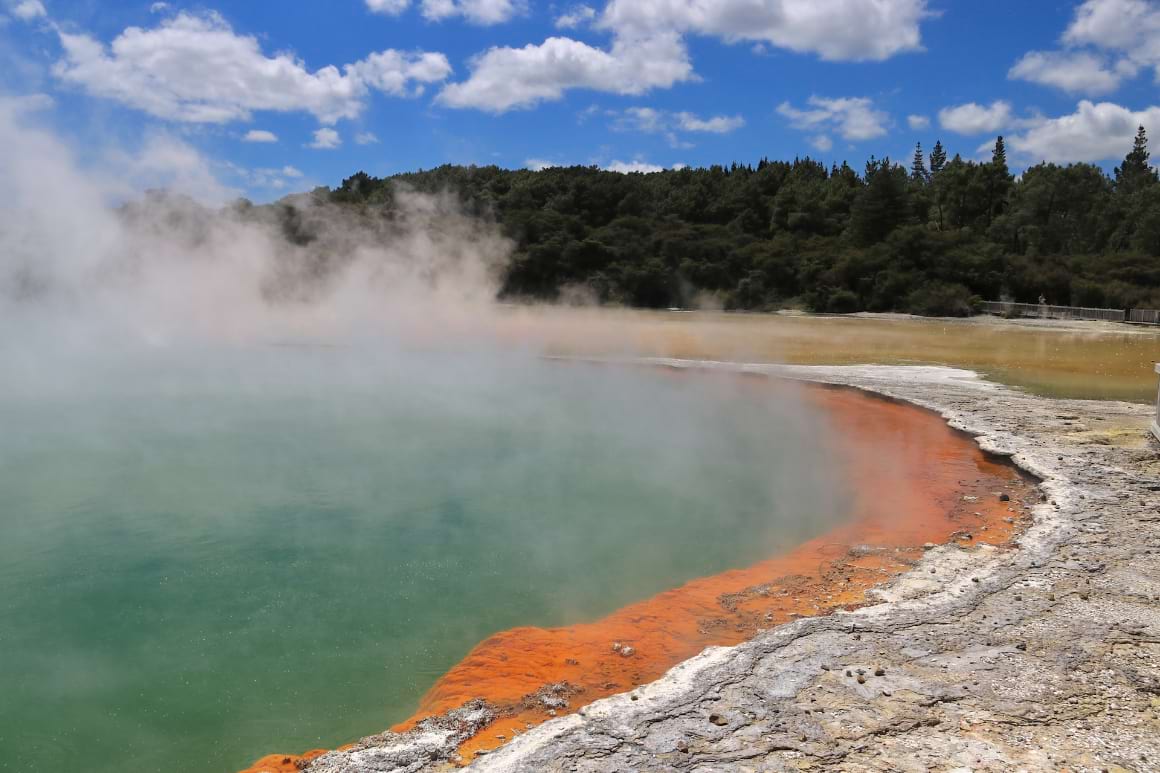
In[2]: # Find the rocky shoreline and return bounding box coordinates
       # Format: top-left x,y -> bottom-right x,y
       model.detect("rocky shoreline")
297,363 -> 1160,773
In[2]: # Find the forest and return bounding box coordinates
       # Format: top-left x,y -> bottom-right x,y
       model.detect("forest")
306,129 -> 1160,315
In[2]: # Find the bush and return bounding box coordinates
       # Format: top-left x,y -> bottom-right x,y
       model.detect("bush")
826,289 -> 861,313
906,281 -> 978,317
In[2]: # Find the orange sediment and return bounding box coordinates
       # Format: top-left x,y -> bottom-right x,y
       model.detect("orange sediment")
242,378 -> 1034,772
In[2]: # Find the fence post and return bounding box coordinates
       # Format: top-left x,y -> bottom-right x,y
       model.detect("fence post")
1153,364 -> 1160,443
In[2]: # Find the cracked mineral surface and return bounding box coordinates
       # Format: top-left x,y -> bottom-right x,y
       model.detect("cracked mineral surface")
257,363 -> 1160,773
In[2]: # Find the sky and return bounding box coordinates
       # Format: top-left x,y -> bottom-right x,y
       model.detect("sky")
5,0 -> 1160,202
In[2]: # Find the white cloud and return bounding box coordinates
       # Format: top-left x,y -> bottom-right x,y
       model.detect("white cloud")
242,129 -> 278,143
149,2 -> 169,13
907,114 -> 930,130
11,0 -> 46,20
365,0 -> 411,14
613,106 -> 744,134
525,158 -> 557,170
675,111 -> 745,133
419,0 -> 524,24
0,92 -> 54,114
437,33 -> 693,112
1063,0 -> 1159,52
599,0 -> 932,62
309,128 -> 341,149
555,4 -> 596,29
366,0 -> 523,23
605,159 -> 666,173
809,134 -> 833,152
937,100 -> 1012,135
441,1 -> 930,113
355,131 -> 380,144
1006,0 -> 1160,98
1005,99 -> 1160,163
1008,50 -> 1130,95
52,12 -> 451,124
227,162 -> 308,192
777,96 -> 889,141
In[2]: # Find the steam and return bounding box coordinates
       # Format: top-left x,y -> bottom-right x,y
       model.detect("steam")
0,101 -> 509,348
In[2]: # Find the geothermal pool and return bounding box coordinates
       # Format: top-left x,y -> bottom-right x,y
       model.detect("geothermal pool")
0,343 -> 854,773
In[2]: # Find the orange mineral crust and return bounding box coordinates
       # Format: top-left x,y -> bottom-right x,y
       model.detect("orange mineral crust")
241,379 -> 1034,772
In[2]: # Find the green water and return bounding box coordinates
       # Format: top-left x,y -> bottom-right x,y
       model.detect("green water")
0,343 -> 848,772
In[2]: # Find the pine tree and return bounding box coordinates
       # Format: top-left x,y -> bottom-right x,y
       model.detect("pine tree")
985,136 -> 1012,225
992,135 -> 1008,174
911,142 -> 929,184
929,140 -> 947,176
1114,125 -> 1158,194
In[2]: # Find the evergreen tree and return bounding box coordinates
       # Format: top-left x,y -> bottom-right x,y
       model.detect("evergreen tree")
992,135 -> 1008,172
910,142 -> 930,184
929,140 -> 947,175
986,136 -> 1012,224
1114,125 -> 1158,194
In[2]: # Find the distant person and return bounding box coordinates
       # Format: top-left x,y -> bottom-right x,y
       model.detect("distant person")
1038,294 -> 1047,306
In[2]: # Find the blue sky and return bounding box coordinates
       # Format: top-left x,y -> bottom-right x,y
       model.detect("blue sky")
4,0 -> 1160,201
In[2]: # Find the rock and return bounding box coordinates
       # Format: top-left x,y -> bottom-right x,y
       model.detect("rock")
1000,493 -> 1011,502
620,646 -> 636,658
708,713 -> 729,726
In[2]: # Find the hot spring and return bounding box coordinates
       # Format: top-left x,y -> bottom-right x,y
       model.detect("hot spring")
0,339 -> 856,773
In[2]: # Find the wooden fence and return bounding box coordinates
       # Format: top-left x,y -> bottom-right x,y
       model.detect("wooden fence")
1130,308 -> 1160,325
979,301 -> 1127,322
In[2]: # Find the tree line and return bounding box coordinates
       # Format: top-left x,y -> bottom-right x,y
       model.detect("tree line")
307,128 -> 1160,315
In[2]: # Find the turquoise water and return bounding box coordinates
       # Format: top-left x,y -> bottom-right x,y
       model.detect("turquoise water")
0,342 -> 849,772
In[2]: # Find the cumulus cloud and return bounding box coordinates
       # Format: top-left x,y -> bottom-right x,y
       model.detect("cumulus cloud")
365,0 -> 411,14
1063,0 -> 1159,51
599,0 -> 932,62
1007,0 -> 1160,97
525,158 -> 557,170
1008,50 -> 1132,95
423,0 -> 524,24
605,159 -> 666,173
366,0 -> 524,23
1004,99 -> 1160,163
438,33 -> 693,112
441,0 -> 930,113
51,11 -> 451,124
907,114 -> 930,130
937,100 -> 1012,135
11,0 -> 46,20
555,4 -> 596,29
609,106 -> 744,146
355,131 -> 380,144
309,128 -> 341,149
777,96 -> 889,141
242,129 -> 278,143
808,134 -> 833,152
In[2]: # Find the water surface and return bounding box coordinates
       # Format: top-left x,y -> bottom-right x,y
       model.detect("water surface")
0,343 -> 847,772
